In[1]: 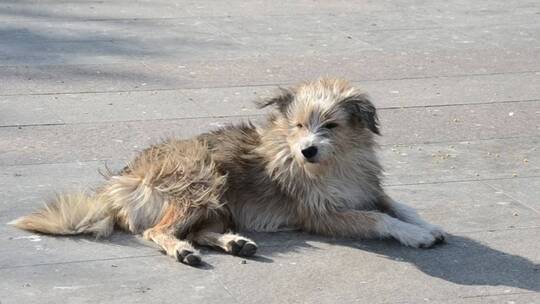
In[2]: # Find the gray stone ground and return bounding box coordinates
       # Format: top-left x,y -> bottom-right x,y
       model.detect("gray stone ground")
1,0 -> 539,303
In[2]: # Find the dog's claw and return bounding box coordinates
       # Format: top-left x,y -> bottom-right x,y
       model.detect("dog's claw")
419,235 -> 446,248
434,234 -> 446,244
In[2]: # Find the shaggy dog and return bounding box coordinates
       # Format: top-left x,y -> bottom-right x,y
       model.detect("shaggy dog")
10,78 -> 445,266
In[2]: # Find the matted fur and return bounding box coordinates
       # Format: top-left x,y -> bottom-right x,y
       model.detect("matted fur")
10,78 -> 445,266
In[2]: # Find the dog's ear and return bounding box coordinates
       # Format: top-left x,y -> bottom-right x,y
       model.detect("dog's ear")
342,94 -> 380,135
257,88 -> 295,114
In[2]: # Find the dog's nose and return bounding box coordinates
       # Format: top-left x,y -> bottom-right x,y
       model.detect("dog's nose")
301,146 -> 318,159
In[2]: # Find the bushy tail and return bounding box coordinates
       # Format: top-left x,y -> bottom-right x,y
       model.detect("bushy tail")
9,191 -> 115,238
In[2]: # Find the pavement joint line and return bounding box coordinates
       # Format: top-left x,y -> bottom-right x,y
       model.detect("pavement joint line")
2,11 -> 536,30
455,226 -> 540,235
0,11 -> 405,23
483,182 -> 540,214
459,290 -> 537,299
0,253 -> 162,270
0,69 -> 538,94
2,98 -> 539,129
211,271 -> 242,304
0,114 -> 257,129
0,10 -> 488,23
1,134 -> 539,167
388,290 -> 537,304
384,134 -> 540,146
0,158 -> 124,168
377,99 -> 540,110
0,122 -> 66,128
384,175 -> 540,187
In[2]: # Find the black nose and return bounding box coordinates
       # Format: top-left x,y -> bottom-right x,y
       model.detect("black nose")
301,146 -> 318,159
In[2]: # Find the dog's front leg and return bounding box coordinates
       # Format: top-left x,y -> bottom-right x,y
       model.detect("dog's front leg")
304,210 -> 439,248
377,195 -> 446,243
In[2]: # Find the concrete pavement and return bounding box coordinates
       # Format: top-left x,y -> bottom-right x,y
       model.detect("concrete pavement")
1,0 -> 539,303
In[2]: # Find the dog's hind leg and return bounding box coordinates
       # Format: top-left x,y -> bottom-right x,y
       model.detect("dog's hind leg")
144,226 -> 201,265
377,195 -> 446,243
142,204 -> 203,266
192,229 -> 258,257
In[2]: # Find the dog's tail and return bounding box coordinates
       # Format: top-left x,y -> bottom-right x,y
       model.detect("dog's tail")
9,191 -> 115,238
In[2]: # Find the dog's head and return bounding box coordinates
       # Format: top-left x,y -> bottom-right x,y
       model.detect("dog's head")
260,78 -> 379,170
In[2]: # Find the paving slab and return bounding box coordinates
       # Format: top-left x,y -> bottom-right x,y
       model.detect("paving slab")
0,98 -> 64,126
3,72 -> 540,127
486,177 -> 540,212
384,181 -> 540,233
2,48 -> 540,94
381,137 -> 540,185
1,77 -> 538,129
0,254 -> 236,304
141,48 -> 540,89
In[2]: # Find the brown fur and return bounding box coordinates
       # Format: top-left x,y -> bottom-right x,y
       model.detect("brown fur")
10,78 -> 445,266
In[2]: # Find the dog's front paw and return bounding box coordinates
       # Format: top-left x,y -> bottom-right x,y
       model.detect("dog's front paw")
425,224 -> 446,244
388,221 -> 438,248
402,228 -> 437,249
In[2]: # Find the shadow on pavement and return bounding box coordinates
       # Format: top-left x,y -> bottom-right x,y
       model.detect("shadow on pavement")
246,231 -> 540,292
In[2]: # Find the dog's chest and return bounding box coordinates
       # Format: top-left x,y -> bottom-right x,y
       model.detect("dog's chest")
308,175 -> 377,211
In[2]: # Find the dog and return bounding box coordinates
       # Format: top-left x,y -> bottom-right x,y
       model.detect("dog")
10,78 -> 445,266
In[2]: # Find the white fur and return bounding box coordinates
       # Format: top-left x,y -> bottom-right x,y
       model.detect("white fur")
391,201 -> 446,240
376,215 -> 436,248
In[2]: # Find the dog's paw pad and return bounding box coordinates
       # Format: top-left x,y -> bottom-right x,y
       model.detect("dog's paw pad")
228,239 -> 258,257
176,249 -> 202,266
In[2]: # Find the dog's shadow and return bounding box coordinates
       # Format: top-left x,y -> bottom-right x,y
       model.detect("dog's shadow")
243,231 -> 540,292
79,230 -> 539,292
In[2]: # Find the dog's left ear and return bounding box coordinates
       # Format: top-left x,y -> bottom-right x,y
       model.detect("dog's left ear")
257,88 -> 295,114
342,94 -> 380,135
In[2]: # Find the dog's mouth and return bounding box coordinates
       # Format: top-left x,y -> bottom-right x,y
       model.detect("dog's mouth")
305,157 -> 319,164
294,153 -> 321,166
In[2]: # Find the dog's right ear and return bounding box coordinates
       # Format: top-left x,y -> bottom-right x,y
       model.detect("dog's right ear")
257,88 -> 295,114
342,93 -> 380,135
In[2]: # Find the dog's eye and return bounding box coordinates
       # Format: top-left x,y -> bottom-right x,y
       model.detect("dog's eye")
296,123 -> 304,128
323,122 -> 338,129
